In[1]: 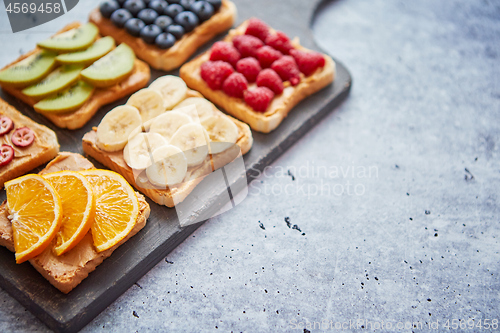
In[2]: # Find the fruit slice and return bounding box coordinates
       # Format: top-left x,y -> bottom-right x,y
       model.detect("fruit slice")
149,111 -> 192,141
5,174 -> 63,263
37,23 -> 99,53
0,116 -> 14,135
123,132 -> 167,170
22,65 -> 83,99
0,51 -> 57,88
149,76 -> 187,109
202,115 -> 239,154
96,105 -> 142,152
11,127 -> 35,147
0,144 -> 14,167
146,145 -> 187,187
55,36 -> 115,65
80,43 -> 135,88
79,169 -> 139,252
34,80 -> 94,114
126,88 -> 165,122
169,123 -> 210,167
43,171 -> 95,256
173,97 -> 216,122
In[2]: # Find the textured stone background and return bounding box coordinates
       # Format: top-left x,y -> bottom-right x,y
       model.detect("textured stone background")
0,0 -> 499,332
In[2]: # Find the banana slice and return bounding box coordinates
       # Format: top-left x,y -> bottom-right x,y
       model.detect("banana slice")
169,123 -> 210,167
149,111 -> 193,142
202,115 -> 239,154
146,145 -> 187,187
173,97 -> 216,122
126,88 -> 165,122
149,76 -> 187,110
123,132 -> 167,170
96,105 -> 142,152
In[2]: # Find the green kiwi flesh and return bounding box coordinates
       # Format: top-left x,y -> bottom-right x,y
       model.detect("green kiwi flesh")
0,50 -> 57,88
56,36 -> 115,65
34,80 -> 94,114
22,65 -> 84,99
37,23 -> 99,53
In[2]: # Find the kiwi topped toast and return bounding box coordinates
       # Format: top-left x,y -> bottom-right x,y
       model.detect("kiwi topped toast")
0,22 -> 151,130
89,0 -> 237,71
82,75 -> 253,207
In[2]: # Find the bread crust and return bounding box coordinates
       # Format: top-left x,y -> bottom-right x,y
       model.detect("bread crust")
0,22 -> 151,130
89,0 -> 237,71
82,90 -> 253,207
180,20 -> 336,133
0,152 -> 151,293
0,98 -> 59,188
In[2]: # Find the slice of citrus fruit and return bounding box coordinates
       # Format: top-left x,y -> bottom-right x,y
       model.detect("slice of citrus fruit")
43,171 -> 95,256
79,169 -> 139,252
5,174 -> 63,263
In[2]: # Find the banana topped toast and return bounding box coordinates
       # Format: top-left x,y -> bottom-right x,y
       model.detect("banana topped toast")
0,98 -> 59,188
90,0 -> 237,71
0,22 -> 150,130
83,75 -> 252,207
180,18 -> 336,133
0,152 -> 151,293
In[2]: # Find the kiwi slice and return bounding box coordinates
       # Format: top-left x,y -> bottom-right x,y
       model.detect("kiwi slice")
56,37 -> 116,65
34,80 -> 94,114
0,51 -> 57,88
22,65 -> 84,99
81,43 -> 135,88
38,23 -> 99,53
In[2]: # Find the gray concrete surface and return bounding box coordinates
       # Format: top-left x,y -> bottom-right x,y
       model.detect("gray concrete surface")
0,0 -> 499,332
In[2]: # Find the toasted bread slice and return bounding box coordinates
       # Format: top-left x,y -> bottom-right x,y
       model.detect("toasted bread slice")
0,98 -> 59,188
0,22 -> 151,130
82,89 -> 252,207
89,0 -> 237,71
180,19 -> 336,133
0,152 -> 151,293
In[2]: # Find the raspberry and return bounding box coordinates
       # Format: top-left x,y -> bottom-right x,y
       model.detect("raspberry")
232,35 -> 264,58
209,41 -> 241,67
244,87 -> 275,112
265,31 -> 294,55
200,61 -> 235,90
245,18 -> 270,42
256,68 -> 284,95
236,57 -> 261,83
256,45 -> 283,68
271,55 -> 301,86
222,73 -> 248,98
290,49 -> 326,76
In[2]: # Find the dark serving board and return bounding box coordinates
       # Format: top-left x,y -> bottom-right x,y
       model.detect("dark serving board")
0,0 -> 351,331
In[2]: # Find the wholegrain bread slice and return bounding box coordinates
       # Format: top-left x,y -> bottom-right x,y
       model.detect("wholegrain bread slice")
0,152 -> 151,293
180,19 -> 336,133
82,89 -> 253,207
89,0 -> 237,71
0,98 -> 59,188
0,22 -> 151,130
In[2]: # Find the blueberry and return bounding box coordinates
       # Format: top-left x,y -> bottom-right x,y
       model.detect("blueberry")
110,9 -> 133,28
179,0 -> 195,10
190,1 -> 213,22
137,8 -> 158,25
164,4 -> 184,18
140,24 -> 162,44
155,33 -> 176,49
123,0 -> 145,16
154,15 -> 173,31
148,0 -> 168,14
125,17 -> 146,36
116,0 -> 128,6
205,0 -> 221,11
174,11 -> 199,32
100,0 -> 120,18
166,24 -> 185,40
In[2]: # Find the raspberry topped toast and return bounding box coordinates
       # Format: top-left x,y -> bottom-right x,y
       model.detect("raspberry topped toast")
180,18 -> 336,133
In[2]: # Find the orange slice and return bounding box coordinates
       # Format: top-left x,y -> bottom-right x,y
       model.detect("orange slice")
79,169 -> 139,252
5,174 -> 63,264
43,171 -> 95,256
